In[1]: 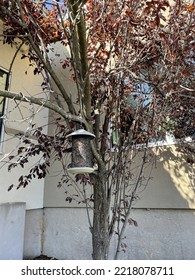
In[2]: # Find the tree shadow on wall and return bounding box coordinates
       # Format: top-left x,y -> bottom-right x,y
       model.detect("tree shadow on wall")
152,142 -> 195,209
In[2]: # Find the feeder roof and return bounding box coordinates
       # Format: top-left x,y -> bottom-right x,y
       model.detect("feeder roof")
66,129 -> 95,139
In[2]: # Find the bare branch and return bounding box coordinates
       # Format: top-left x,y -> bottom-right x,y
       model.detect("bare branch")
0,89 -> 85,124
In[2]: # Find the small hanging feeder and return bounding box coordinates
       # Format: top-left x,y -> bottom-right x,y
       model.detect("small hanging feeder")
66,128 -> 95,174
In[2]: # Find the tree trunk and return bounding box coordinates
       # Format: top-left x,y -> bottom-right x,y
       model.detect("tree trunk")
92,169 -> 110,260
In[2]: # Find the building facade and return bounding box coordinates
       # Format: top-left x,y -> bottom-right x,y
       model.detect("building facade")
0,20 -> 195,260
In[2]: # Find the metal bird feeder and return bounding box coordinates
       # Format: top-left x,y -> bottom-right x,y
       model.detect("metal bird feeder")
66,128 -> 95,174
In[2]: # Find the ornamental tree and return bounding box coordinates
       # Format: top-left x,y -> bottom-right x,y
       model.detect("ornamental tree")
0,0 -> 194,259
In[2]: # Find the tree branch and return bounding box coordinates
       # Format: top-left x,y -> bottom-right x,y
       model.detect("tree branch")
0,89 -> 85,124
114,148 -> 147,260
1,3 -> 76,115
69,0 -> 91,119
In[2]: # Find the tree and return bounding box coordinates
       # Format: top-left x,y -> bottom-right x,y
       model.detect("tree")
0,0 -> 194,259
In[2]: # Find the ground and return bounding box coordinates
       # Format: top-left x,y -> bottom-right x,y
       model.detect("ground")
32,254 -> 58,260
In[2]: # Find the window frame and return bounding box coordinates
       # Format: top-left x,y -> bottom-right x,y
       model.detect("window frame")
0,67 -> 9,153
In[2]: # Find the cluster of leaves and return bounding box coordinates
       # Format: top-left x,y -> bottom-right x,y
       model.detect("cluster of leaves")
1,0 -> 194,147
56,171 -> 93,205
7,119 -> 73,191
1,0 -> 65,45
85,0 -> 195,149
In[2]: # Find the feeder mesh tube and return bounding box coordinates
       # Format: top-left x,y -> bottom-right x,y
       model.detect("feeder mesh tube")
71,137 -> 93,168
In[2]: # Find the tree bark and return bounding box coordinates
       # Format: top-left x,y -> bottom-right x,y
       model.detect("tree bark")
92,167 -> 110,260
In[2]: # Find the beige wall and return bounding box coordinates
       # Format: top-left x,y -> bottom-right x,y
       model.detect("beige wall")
43,143 -> 195,209
0,21 -> 48,209
135,144 -> 195,209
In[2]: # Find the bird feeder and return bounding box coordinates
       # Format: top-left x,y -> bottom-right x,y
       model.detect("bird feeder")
66,128 -> 95,174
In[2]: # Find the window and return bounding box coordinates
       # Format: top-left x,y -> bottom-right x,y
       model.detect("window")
110,80 -> 153,148
0,68 -> 8,144
111,78 -> 194,149
117,81 -> 153,147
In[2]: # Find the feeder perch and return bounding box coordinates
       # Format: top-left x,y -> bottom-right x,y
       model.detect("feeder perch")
66,129 -> 95,174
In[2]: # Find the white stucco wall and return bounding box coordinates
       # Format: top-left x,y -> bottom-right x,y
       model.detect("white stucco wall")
23,209 -> 44,258
0,202 -> 26,260
23,207 -> 195,260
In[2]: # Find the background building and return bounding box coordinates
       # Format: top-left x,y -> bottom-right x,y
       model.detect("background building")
0,19 -> 195,260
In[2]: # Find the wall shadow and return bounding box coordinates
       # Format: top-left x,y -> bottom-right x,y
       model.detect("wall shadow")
134,142 -> 195,209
